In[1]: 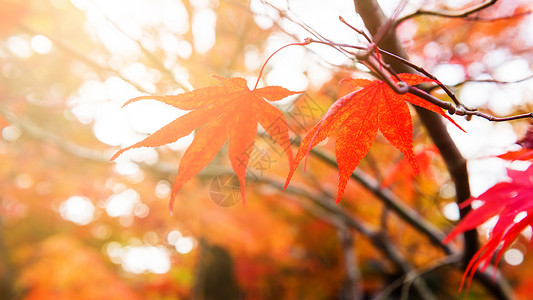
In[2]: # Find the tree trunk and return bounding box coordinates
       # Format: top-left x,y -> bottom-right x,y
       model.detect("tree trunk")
352,1 -> 513,299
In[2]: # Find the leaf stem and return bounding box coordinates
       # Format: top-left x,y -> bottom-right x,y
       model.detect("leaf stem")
253,40 -> 311,90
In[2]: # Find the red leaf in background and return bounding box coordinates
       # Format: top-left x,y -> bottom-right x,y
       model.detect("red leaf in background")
112,76 -> 299,211
285,73 -> 463,203
381,145 -> 439,200
443,164 -> 533,291
498,123 -> 533,161
497,148 -> 533,161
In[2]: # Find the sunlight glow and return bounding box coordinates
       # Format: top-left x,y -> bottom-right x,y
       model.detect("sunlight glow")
122,245 -> 171,274
134,203 -> 150,218
30,35 -> 53,54
514,211 -> 528,223
15,174 -> 33,189
124,100 -> 185,134
167,230 -> 183,245
442,202 -> 460,221
494,59 -> 530,82
447,118 -> 517,197
59,196 -> 95,225
459,78 -> 494,108
113,161 -> 141,176
175,236 -> 195,254
93,102 -> 132,146
504,248 -> 524,266
2,126 -> 21,142
106,188 -> 140,217
432,64 -> 465,86
439,183 -> 456,199
250,0 -> 283,29
192,8 -> 216,54
106,241 -> 171,274
6,36 -> 32,59
155,180 -> 171,199
479,216 -> 499,240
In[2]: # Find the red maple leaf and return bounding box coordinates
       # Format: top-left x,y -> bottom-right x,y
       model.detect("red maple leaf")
111,76 -> 299,211
497,123 -> 533,161
285,73 -> 463,203
443,164 -> 533,291
497,148 -> 533,161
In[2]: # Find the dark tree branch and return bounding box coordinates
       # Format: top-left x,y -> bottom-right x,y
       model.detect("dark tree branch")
337,227 -> 363,300
373,254 -> 462,300
256,175 -> 437,300
310,148 -> 452,254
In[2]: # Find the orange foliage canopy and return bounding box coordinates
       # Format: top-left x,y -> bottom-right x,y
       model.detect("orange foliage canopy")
19,235 -> 142,300
285,73 -> 463,203
112,76 -> 299,211
0,0 -> 28,37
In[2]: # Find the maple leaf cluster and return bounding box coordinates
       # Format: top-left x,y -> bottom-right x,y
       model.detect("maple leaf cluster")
113,71 -> 533,291
113,73 -> 461,208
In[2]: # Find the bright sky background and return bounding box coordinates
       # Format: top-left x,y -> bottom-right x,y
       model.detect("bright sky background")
38,0 -> 533,271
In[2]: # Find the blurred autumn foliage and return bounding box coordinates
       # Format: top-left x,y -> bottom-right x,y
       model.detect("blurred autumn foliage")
2,0 -> 533,299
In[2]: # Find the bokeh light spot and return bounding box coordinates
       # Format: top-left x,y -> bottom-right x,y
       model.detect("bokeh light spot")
175,236 -> 195,254
59,196 -> 95,225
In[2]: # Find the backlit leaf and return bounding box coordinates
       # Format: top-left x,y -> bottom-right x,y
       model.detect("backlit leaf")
112,76 -> 299,211
285,73 -> 463,203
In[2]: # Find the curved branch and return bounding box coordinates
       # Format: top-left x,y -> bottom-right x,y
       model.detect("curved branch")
373,254 -> 462,300
396,0 -> 497,25
310,148 -> 452,254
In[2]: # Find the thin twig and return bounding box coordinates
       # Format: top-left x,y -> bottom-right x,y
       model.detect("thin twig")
396,0 -> 498,25
450,74 -> 533,89
256,0 -> 355,62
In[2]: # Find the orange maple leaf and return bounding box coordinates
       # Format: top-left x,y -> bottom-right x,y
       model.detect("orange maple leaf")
111,76 -> 299,211
285,73 -> 463,204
